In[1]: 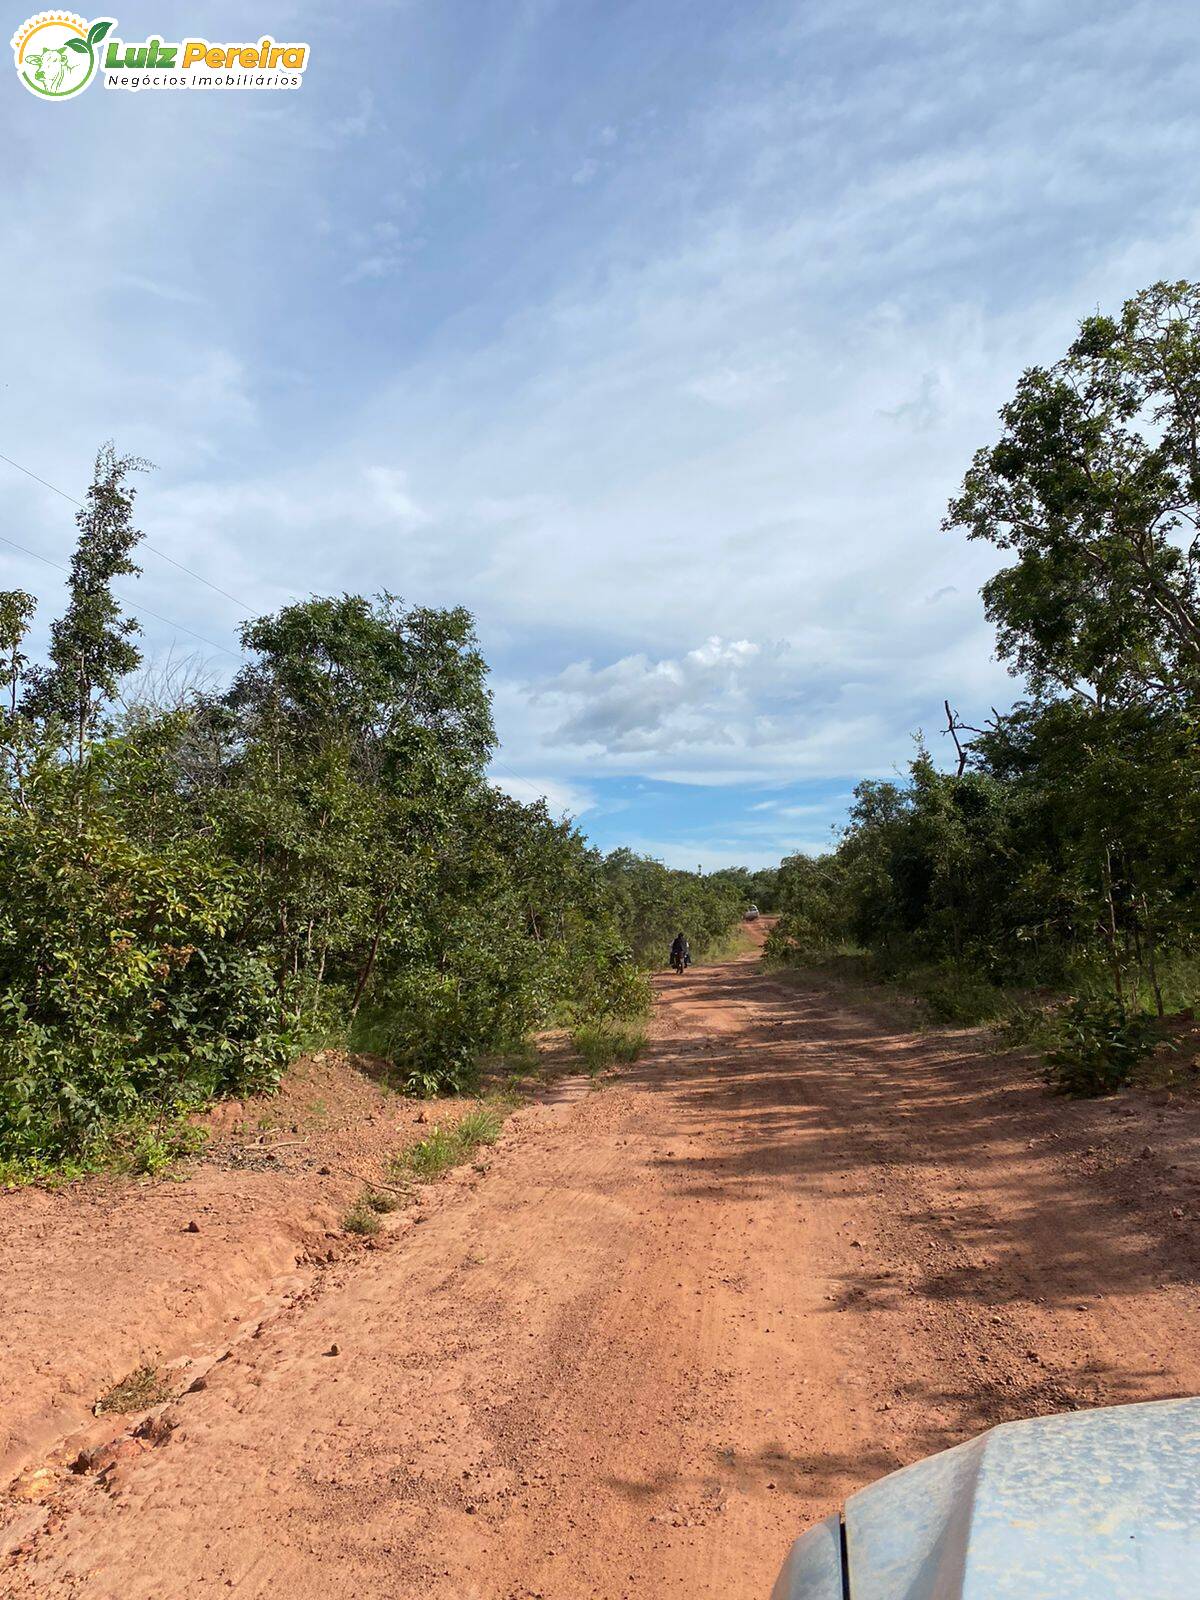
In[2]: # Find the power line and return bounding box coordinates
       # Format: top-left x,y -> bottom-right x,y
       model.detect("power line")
2,448 -> 553,776
488,758 -> 581,815
491,763 -> 546,796
0,448 -> 256,615
0,530 -> 242,660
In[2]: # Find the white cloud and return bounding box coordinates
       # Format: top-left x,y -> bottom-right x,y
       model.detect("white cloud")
537,637 -> 766,751
489,773 -> 594,817
616,835 -> 832,872
363,467 -> 430,529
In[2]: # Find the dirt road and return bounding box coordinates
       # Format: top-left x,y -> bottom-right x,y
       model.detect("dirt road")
7,930 -> 1200,1598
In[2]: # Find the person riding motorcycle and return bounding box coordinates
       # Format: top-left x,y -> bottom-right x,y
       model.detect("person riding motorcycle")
669,931 -> 691,973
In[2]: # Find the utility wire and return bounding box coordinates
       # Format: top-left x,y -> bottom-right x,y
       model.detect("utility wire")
491,763 -> 545,796
3,449 -> 560,780
0,448 -> 256,615
488,757 -> 578,813
0,530 -> 242,660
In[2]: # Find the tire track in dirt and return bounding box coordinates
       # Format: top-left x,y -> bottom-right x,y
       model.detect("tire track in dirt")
6,931 -> 1200,1599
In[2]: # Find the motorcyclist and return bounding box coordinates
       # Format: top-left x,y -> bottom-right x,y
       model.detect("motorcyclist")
669,931 -> 691,973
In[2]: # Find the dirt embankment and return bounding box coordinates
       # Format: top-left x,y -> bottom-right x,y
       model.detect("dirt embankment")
4,926 -> 1200,1598
0,1053 -> 474,1493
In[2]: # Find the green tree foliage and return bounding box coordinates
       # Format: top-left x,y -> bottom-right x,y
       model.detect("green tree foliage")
599,849 -> 746,966
945,280 -> 1200,708
0,728 -> 288,1162
0,467 -> 745,1165
23,443 -> 150,761
772,281 -> 1200,1089
706,864 -> 781,913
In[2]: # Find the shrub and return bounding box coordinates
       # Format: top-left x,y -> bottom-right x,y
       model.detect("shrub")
0,777 -> 291,1165
365,967 -> 523,1098
392,1101 -> 507,1183
454,1103 -> 504,1147
1044,998 -> 1159,1096
915,967 -> 1009,1026
96,1364 -> 173,1415
394,1123 -> 462,1182
1,534 -> 738,1172
991,1002 -> 1060,1052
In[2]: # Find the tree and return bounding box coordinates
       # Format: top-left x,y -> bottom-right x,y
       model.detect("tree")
23,443 -> 150,761
942,283 -> 1200,1017
207,593 -> 498,1019
225,592 -> 494,780
0,590 -> 36,805
944,280 -> 1200,708
0,591 -> 35,722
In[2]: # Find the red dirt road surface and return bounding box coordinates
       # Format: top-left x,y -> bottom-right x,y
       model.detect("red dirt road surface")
5,926 -> 1200,1598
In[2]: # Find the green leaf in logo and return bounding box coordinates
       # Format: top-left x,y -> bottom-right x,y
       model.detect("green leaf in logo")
65,37 -> 89,52
87,19 -> 113,46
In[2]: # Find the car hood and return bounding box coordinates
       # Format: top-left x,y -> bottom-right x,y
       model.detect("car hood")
772,1397 -> 1200,1599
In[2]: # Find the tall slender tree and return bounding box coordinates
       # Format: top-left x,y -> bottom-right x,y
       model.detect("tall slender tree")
0,589 -> 36,804
23,443 -> 150,761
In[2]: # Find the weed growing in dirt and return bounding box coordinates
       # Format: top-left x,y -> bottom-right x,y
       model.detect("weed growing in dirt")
96,1364 -> 173,1415
454,1104 -> 504,1146
397,1123 -> 461,1181
0,1115 -> 208,1188
481,1084 -> 523,1111
912,968 -> 1010,1026
342,1200 -> 382,1236
364,1188 -> 399,1214
126,1121 -> 208,1177
991,1002 -> 1061,1053
698,925 -> 757,964
392,1101 -> 508,1185
571,1023 -> 646,1074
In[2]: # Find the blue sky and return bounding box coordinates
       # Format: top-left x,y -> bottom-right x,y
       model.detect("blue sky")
4,0 -> 1200,865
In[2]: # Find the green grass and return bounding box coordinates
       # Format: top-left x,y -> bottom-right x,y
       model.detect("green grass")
767,946 -> 1021,1030
700,924 -> 758,963
571,1022 -> 647,1075
990,1001 -> 1062,1053
396,1123 -> 461,1181
454,1103 -> 505,1147
0,1113 -> 209,1189
910,967 -> 1011,1026
480,1083 -> 523,1111
391,1100 -> 508,1186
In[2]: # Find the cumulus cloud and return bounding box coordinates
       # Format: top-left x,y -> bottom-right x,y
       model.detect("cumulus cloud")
538,638 -> 767,751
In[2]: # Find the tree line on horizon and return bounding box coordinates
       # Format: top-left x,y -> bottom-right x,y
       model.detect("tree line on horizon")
768,280 -> 1200,1094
